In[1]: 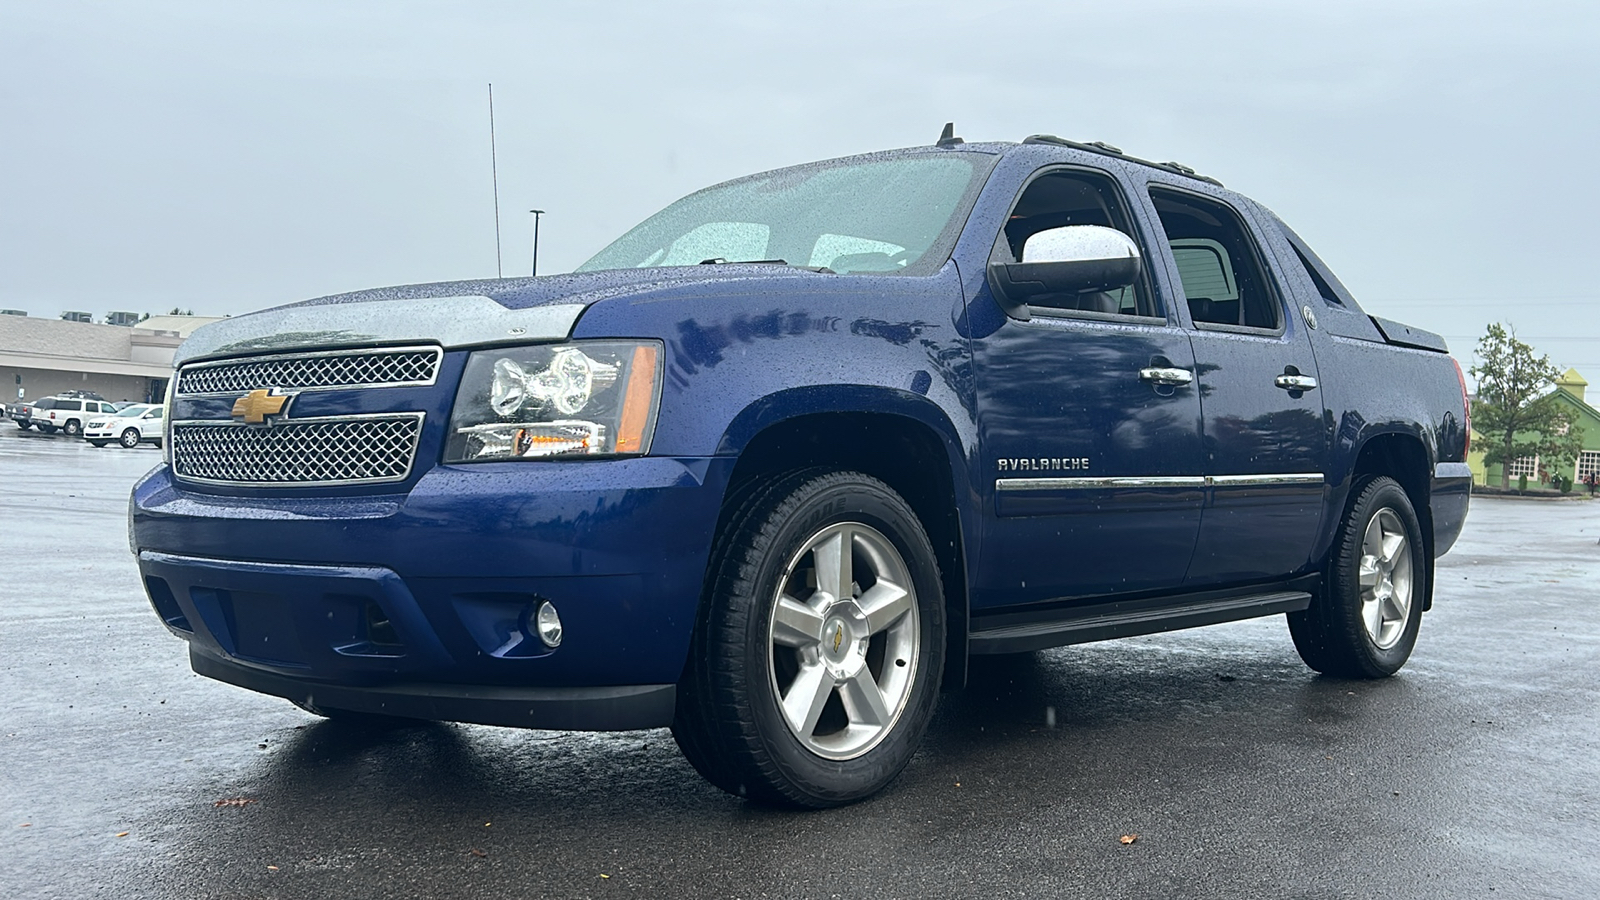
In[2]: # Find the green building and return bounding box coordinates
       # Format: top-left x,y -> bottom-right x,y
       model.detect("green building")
1469,368 -> 1600,488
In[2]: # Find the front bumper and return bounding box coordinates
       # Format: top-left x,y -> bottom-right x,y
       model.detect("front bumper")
189,646 -> 676,730
132,456 -> 732,729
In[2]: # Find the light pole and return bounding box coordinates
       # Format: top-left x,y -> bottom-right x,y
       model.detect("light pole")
529,209 -> 546,276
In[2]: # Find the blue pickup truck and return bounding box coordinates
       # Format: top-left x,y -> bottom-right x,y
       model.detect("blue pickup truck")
132,128 -> 1472,807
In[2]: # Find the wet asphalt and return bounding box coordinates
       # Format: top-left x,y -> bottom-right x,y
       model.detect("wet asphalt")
2,423 -> 1598,900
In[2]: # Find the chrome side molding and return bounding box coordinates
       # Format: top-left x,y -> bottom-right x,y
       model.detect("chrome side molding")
996,473 -> 1325,492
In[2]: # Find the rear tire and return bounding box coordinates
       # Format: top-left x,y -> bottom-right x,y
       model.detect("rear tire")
1288,475 -> 1426,678
38,424 -> 56,434
672,470 -> 945,808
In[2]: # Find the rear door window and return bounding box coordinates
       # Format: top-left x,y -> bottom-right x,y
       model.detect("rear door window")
1148,188 -> 1282,332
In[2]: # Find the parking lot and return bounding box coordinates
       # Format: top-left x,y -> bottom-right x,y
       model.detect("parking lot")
2,422 -> 1598,900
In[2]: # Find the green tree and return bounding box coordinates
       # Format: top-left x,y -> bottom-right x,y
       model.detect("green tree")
1470,323 -> 1584,488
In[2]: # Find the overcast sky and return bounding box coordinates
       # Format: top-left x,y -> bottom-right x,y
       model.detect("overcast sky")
4,0 -> 1598,379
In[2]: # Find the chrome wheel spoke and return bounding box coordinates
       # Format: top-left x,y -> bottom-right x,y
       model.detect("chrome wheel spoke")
813,528 -> 854,600
840,670 -> 892,727
1362,596 -> 1384,638
1358,556 -> 1381,589
773,595 -> 825,648
781,661 -> 836,737
1384,591 -> 1409,625
1363,516 -> 1384,559
858,580 -> 911,635
1379,533 -> 1405,567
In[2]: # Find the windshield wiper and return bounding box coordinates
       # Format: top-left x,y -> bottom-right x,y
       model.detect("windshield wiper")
697,258 -> 834,274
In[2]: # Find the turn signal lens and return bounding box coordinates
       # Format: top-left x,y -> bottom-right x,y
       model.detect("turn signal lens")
616,345 -> 658,454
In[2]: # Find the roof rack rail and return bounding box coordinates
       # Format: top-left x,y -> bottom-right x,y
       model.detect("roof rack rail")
1022,134 -> 1121,155
1021,134 -> 1224,187
1154,161 -> 1224,187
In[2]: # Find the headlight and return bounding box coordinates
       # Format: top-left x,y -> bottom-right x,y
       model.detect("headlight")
445,341 -> 662,462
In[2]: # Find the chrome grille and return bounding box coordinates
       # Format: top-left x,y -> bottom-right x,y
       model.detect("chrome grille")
172,414 -> 424,486
177,346 -> 441,396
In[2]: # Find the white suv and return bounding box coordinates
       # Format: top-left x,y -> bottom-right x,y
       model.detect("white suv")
84,404 -> 165,449
32,396 -> 117,437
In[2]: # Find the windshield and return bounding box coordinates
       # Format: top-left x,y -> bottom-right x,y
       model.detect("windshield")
115,405 -> 152,417
576,151 -> 995,276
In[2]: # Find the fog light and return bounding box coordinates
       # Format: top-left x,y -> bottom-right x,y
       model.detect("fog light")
534,601 -> 563,648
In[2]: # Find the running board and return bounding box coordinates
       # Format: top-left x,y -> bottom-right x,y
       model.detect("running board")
968,590 -> 1312,655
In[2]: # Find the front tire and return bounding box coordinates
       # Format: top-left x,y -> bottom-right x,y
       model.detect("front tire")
1288,475 -> 1426,678
673,470 -> 946,807
89,440 -> 109,448
63,419 -> 82,437
120,428 -> 141,448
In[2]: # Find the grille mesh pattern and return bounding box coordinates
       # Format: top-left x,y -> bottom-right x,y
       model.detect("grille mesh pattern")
172,416 -> 423,485
177,349 -> 439,395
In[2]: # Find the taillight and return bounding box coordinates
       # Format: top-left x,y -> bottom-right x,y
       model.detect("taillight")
1452,357 -> 1471,456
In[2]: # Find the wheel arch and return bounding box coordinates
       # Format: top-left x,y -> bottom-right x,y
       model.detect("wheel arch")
1348,431 -> 1435,610
712,391 -> 975,691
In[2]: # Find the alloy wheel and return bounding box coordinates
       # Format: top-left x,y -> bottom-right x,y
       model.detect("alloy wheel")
767,522 -> 919,760
1358,508 -> 1413,650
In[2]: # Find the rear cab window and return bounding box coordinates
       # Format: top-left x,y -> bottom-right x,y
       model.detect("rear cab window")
1269,214 -> 1363,310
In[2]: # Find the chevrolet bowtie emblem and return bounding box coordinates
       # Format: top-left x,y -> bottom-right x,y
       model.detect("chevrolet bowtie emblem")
833,624 -> 844,653
231,389 -> 290,424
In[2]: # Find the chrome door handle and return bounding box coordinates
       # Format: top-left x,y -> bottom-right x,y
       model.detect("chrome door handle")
1139,367 -> 1194,386
1274,374 -> 1318,391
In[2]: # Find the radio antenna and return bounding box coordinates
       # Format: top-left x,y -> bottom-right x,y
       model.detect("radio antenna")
488,83 -> 503,278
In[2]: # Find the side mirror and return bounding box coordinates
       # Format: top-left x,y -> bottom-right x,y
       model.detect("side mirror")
987,225 -> 1142,319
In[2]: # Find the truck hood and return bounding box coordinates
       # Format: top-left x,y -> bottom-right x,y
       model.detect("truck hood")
173,266 -> 833,365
